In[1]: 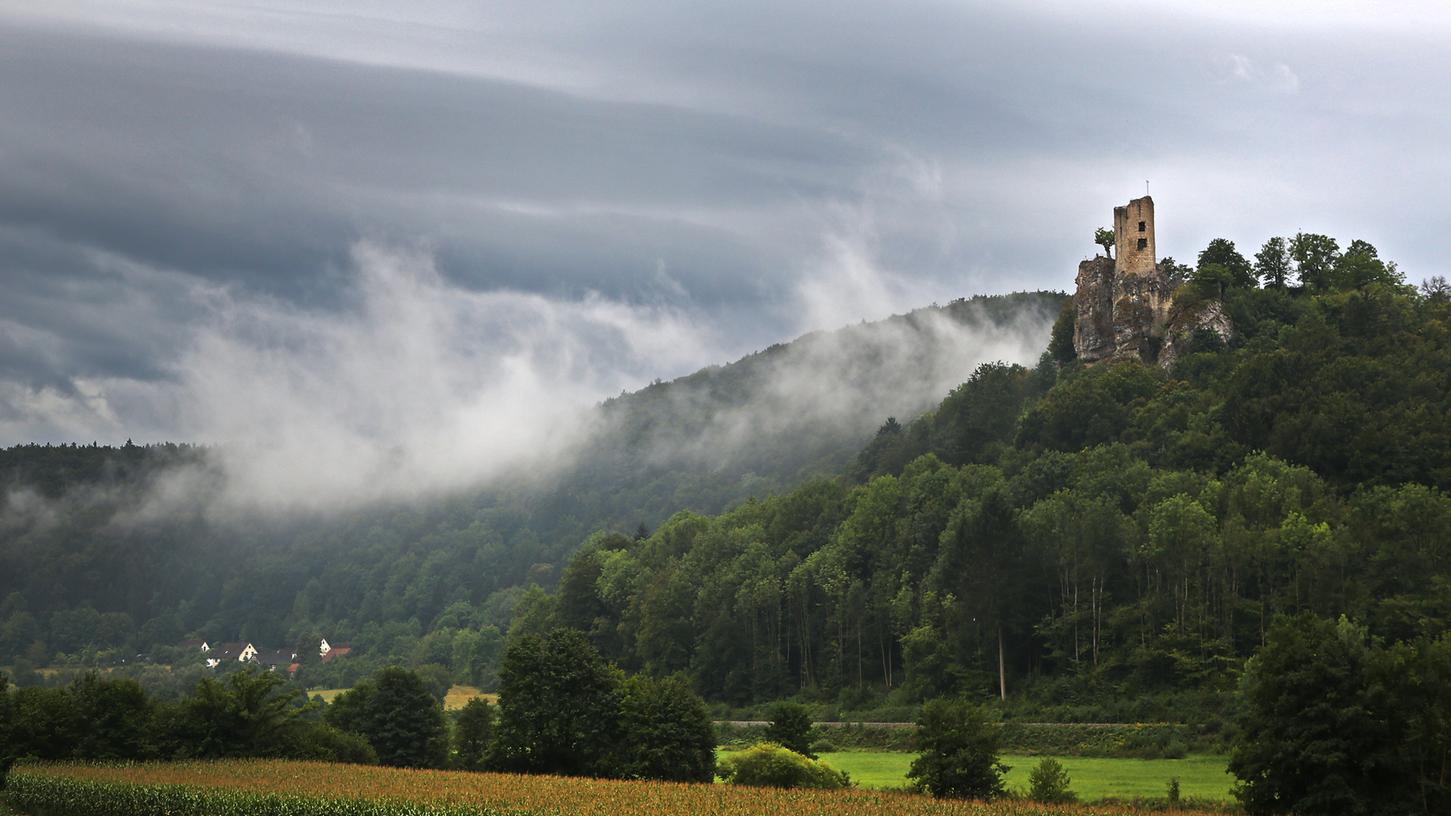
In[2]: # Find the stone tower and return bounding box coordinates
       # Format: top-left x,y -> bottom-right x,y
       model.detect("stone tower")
1113,196 -> 1155,276
1074,195 -> 1174,363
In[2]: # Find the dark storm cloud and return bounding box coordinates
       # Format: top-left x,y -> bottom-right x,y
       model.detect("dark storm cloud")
1,1 -> 1449,450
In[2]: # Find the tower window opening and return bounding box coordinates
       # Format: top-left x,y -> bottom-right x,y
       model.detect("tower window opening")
1137,238 -> 1148,250
1138,221 -> 1146,232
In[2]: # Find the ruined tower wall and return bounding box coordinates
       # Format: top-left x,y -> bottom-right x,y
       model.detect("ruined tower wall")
1113,196 -> 1156,278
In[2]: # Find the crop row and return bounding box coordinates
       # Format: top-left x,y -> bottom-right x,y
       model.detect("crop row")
4,760 -> 1220,816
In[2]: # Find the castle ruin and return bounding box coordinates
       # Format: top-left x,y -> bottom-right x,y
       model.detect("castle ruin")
1072,195 -> 1221,366
1113,196 -> 1156,277
1074,195 -> 1174,363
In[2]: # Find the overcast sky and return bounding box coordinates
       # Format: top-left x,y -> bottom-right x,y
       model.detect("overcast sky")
2,0 -> 1449,446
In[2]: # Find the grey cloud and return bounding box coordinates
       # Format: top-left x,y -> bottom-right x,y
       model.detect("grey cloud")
1,1 -> 1449,451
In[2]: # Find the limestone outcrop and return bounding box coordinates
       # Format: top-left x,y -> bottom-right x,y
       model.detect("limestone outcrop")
1072,254 -> 1179,365
1072,256 -> 1116,361
1159,299 -> 1234,369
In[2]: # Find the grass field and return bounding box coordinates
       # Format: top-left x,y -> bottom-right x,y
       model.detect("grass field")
719,751 -> 1233,803
444,684 -> 497,710
6,759 -> 1226,816
308,684 -> 496,710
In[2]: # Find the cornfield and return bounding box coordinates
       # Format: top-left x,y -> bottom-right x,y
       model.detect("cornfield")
4,760 -> 1222,816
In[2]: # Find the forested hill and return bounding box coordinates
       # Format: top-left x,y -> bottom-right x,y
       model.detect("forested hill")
523,247 -> 1451,717
0,291 -> 1062,687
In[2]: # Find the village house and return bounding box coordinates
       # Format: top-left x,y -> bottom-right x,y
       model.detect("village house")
184,636 -> 348,676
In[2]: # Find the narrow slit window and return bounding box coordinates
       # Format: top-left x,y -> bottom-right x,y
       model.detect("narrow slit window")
1137,238 -> 1148,250
1138,221 -> 1146,232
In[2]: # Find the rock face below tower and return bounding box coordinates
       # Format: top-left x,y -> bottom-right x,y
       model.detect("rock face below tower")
1072,256 -> 1117,361
1074,195 -> 1178,364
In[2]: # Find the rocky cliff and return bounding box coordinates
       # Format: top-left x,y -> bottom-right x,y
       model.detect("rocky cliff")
1072,255 -> 1230,367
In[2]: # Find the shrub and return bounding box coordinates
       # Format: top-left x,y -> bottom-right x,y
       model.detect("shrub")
1122,728 -> 1189,759
717,743 -> 849,789
1027,758 -> 1075,804
763,702 -> 816,758
809,739 -> 837,755
289,722 -> 379,764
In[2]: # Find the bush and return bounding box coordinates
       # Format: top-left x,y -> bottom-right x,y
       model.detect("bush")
1121,728 -> 1189,759
1027,758 -> 1075,804
809,739 -> 837,755
717,743 -> 849,789
763,702 -> 816,758
288,722 -> 378,764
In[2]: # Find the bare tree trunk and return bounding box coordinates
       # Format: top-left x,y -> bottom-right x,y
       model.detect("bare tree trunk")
997,624 -> 1007,702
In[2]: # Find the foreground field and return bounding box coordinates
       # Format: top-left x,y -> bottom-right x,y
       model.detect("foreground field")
7,760 -> 1225,816
811,752 -> 1233,802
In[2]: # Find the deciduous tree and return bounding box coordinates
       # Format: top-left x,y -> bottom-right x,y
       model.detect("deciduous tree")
908,699 -> 1008,800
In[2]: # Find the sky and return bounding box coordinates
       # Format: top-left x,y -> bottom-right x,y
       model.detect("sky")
2,0 -> 1449,451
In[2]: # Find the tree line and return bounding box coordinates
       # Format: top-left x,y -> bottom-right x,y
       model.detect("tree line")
0,630 -> 716,788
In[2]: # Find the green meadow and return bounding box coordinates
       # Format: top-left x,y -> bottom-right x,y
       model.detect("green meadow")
719,750 -> 1234,803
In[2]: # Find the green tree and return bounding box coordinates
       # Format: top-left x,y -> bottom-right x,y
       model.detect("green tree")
1192,262 -> 1236,298
371,667 -> 448,768
1399,635 -> 1451,814
1094,227 -> 1115,258
1290,232 -> 1341,291
1028,757 -> 1076,803
330,667 -> 447,768
907,699 -> 1008,800
489,628 -> 623,776
1333,239 -> 1400,290
0,671 -> 15,786
8,686 -> 77,760
452,697 -> 493,771
763,701 -> 816,759
68,673 -> 154,760
1230,615 -> 1405,815
1254,236 -> 1292,288
1048,302 -> 1077,364
1197,238 -> 1255,289
616,673 -> 715,782
173,669 -> 304,758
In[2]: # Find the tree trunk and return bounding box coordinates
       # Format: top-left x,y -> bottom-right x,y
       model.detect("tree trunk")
997,624 -> 1007,702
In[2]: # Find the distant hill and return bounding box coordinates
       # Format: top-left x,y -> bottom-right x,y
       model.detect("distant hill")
0,291 -> 1063,688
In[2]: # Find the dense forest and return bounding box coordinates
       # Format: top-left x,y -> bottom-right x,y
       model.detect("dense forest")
0,292 -> 1061,690
514,235 -> 1451,723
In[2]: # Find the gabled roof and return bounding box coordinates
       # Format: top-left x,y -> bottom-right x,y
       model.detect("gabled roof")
255,648 -> 295,668
319,644 -> 353,663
